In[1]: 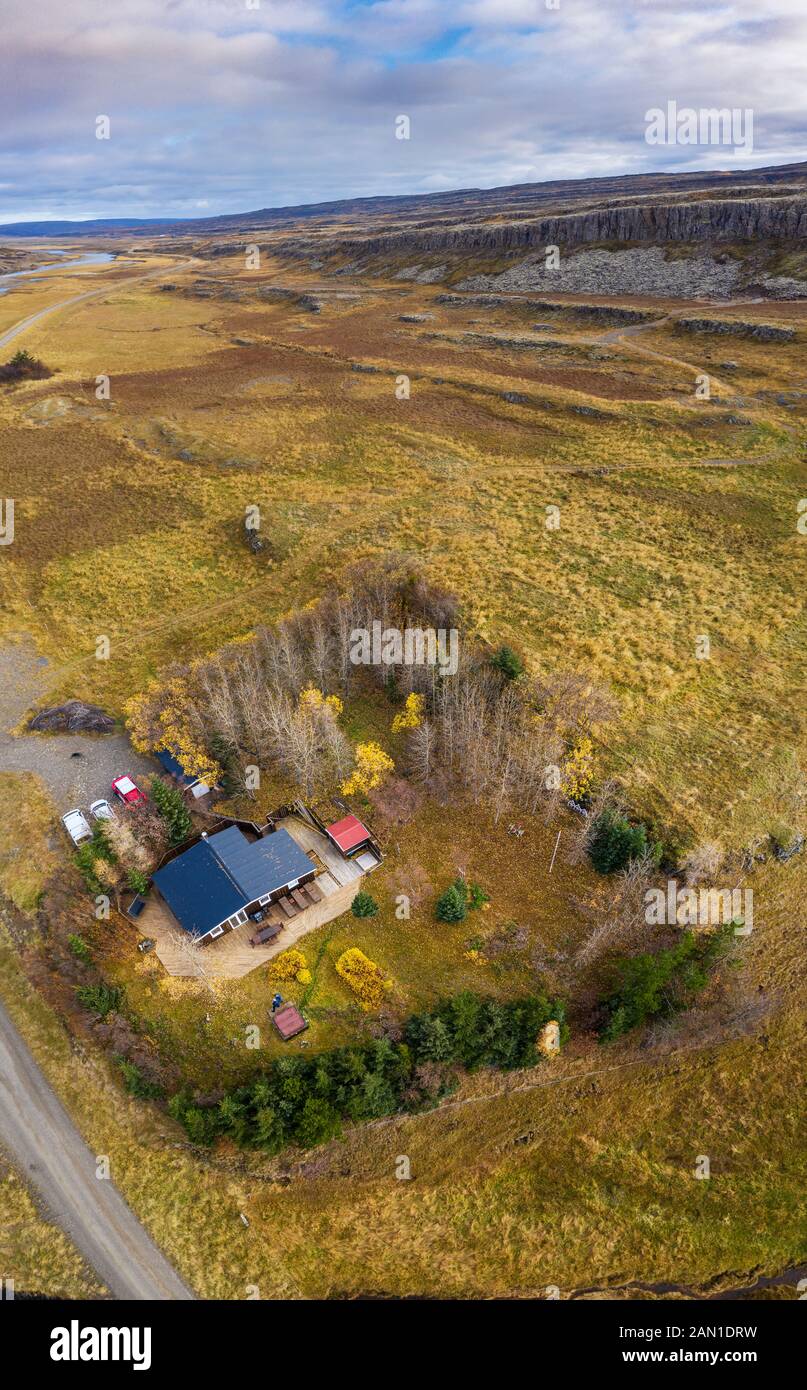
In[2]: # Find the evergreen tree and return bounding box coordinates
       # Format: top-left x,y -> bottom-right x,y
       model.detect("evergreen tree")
435,880 -> 467,922
351,890 -> 379,918
149,775 -> 192,844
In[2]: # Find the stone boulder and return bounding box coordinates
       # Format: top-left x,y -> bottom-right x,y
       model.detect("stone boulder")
28,700 -> 116,734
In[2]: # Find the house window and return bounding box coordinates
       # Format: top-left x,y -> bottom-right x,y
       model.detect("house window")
286,878 -> 299,891
258,894 -> 271,906
227,909 -> 248,929
208,925 -> 225,939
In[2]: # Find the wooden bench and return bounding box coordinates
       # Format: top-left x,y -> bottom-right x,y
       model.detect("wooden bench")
278,896 -> 298,919
304,880 -> 323,904
291,888 -> 308,910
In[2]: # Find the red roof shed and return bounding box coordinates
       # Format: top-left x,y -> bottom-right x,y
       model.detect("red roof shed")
326,814 -> 371,854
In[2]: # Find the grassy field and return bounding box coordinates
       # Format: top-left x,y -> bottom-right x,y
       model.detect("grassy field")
0,243 -> 804,1299
1,249 -> 804,847
0,773 -> 59,914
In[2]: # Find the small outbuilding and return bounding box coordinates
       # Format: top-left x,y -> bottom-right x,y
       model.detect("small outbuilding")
155,746 -> 212,800
272,1003 -> 309,1040
325,814 -> 373,855
324,813 -> 383,872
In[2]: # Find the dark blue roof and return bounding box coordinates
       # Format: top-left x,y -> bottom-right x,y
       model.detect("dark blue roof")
155,747 -> 196,785
153,838 -> 245,938
153,826 -> 313,939
212,826 -> 314,902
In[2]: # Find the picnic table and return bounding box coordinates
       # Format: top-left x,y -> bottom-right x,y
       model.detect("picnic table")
250,921 -> 282,948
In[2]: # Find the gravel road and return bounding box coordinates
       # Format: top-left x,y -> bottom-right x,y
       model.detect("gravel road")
0,999 -> 194,1299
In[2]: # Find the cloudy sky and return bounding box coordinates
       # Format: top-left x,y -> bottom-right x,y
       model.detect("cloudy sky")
1,0 -> 805,222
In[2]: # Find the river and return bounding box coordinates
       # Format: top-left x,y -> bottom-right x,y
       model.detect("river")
0,249 -> 115,295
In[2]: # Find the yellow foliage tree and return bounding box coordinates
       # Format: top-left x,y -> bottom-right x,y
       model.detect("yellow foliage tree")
299,685 -> 343,718
335,947 -> 392,1011
391,692 -> 425,734
341,742 -> 394,797
125,673 -> 221,787
561,734 -> 595,801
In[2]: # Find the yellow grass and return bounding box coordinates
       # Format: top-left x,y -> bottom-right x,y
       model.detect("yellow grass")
0,773 -> 59,914
1,251 -> 803,844
0,1149 -> 104,1299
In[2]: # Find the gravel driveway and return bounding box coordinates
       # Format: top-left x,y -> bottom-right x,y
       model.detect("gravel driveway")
0,640 -> 157,811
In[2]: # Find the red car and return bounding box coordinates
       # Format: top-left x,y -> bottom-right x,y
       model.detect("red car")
111,774 -> 146,806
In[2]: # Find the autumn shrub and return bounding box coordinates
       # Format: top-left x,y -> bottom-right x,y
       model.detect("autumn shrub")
335,947 -> 392,1009
268,949 -> 308,983
341,742 -> 394,797
391,692 -> 425,733
561,734 -> 595,802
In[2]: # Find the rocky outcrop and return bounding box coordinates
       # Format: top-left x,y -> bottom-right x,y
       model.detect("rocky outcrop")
674,318 -> 795,341
28,700 -> 116,733
278,197 -> 807,261
435,294 -> 658,325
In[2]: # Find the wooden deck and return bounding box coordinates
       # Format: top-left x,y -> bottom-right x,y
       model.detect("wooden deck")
142,813 -> 367,979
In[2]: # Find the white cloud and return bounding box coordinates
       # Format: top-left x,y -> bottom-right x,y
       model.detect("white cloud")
0,0 -> 804,220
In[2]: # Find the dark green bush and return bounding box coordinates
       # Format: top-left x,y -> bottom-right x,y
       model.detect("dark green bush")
588,808 -> 659,874
149,775 -> 192,844
116,1057 -> 164,1101
74,821 -> 116,893
67,934 -> 92,964
75,982 -> 123,1018
351,890 -> 379,918
598,926 -> 734,1042
435,880 -> 467,922
490,645 -> 524,680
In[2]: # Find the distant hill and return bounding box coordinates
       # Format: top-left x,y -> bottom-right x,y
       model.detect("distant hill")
0,217 -> 188,236
3,160 -> 806,238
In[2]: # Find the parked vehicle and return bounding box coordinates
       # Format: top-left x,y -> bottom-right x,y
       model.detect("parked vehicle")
89,798 -> 115,822
61,808 -> 92,846
111,775 -> 146,806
